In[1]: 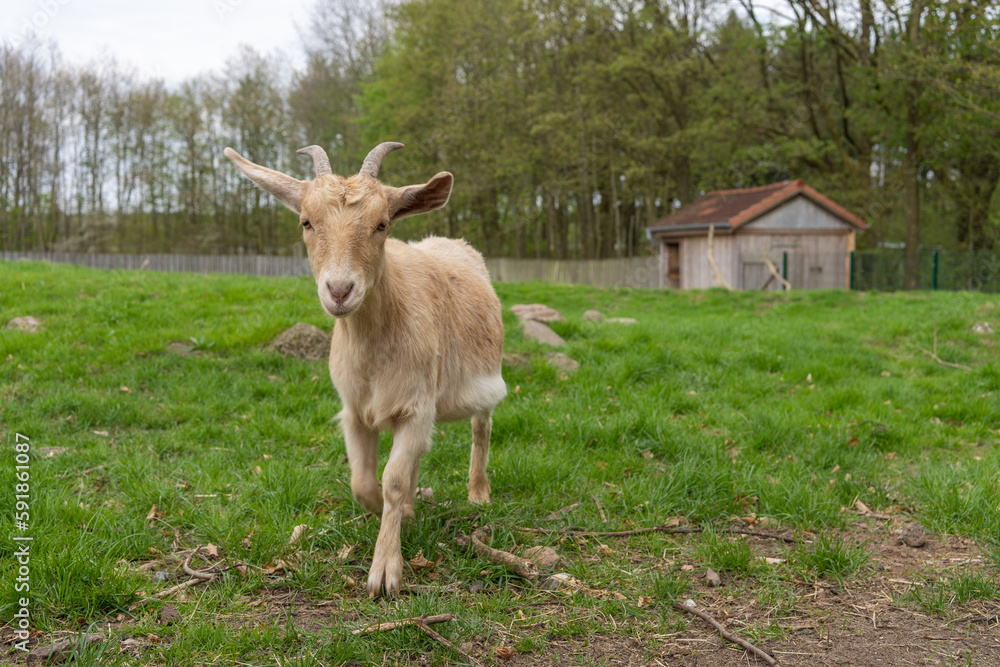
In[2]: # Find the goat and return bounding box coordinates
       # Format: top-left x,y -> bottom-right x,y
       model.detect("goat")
224,142 -> 506,597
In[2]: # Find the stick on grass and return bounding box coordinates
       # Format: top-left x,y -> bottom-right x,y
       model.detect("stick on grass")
455,529 -> 539,581
674,600 -> 777,665
352,613 -> 455,635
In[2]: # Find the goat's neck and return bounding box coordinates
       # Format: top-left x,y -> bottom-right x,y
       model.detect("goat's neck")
338,254 -> 396,341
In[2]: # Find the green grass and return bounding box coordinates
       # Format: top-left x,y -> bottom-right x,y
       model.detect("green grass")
2,261 -> 999,663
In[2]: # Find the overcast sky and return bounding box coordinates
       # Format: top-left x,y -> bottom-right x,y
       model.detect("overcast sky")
3,0 -> 314,83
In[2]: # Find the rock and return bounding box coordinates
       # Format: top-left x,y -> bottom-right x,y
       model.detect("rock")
511,304 -> 566,323
705,568 -> 721,587
166,342 -> 196,356
538,572 -> 583,592
972,321 -> 994,334
467,580 -> 485,594
502,353 -> 531,371
606,317 -> 637,325
545,352 -> 579,373
521,320 -> 566,347
6,316 -> 41,332
523,545 -> 562,570
267,323 -> 331,361
582,310 -> 605,322
28,634 -> 102,667
159,604 -> 181,625
898,522 -> 926,548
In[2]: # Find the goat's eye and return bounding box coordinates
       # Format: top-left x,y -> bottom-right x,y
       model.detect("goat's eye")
302,220 -> 312,230
375,222 -> 387,233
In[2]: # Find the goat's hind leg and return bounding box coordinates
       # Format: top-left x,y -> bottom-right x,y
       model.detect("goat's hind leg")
468,410 -> 492,504
341,409 -> 383,515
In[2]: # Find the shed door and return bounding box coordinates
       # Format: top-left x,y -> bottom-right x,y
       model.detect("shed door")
741,260 -> 782,290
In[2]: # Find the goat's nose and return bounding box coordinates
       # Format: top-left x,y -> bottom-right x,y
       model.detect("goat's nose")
327,281 -> 354,304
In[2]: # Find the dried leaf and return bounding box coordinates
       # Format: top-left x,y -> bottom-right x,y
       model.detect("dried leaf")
288,524 -> 310,545
120,386 -> 131,393
681,564 -> 695,572
145,504 -> 159,522
637,595 -> 653,608
854,499 -> 873,516
205,543 -> 220,558
494,646 -> 515,659
336,544 -> 354,561
763,557 -> 784,565
598,544 -> 614,557
408,552 -> 434,571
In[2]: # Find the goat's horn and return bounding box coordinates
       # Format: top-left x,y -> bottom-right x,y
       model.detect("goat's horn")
297,145 -> 332,178
359,142 -> 404,179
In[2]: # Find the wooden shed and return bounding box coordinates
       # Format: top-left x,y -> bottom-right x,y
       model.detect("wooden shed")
646,180 -> 867,290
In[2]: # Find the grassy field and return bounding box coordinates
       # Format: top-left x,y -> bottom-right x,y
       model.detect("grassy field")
1,260 -> 998,666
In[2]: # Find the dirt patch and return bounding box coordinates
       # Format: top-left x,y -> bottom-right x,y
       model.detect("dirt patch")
3,519 -> 996,666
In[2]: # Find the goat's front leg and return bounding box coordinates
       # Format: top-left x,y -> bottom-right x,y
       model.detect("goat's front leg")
341,408 -> 383,515
367,415 -> 433,598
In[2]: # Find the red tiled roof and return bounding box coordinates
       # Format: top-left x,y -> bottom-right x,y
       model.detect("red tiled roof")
648,179 -> 868,234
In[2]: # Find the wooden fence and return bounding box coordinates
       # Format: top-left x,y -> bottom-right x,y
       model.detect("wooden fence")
1,251 -> 661,288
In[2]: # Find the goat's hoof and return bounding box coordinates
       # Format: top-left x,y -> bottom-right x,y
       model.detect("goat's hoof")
468,488 -> 491,505
367,553 -> 403,598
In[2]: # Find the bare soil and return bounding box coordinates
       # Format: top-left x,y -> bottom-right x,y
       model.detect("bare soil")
3,518 -> 997,666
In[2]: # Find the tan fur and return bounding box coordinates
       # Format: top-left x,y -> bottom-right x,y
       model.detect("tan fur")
224,146 -> 506,598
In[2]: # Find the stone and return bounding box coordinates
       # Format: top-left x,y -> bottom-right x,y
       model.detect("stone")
545,352 -> 579,372
582,309 -> 604,322
898,522 -> 926,548
502,353 -> 531,371
511,304 -> 566,323
606,317 -> 637,325
521,320 -> 566,346
523,545 -> 561,570
538,572 -> 583,592
267,323 -> 331,361
6,316 -> 41,332
28,634 -> 102,667
972,321 -> 994,334
159,604 -> 181,625
706,568 -> 721,587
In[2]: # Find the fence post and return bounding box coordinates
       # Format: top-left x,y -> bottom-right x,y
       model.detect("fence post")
932,250 -> 939,291
782,252 -> 788,290
849,251 -> 855,290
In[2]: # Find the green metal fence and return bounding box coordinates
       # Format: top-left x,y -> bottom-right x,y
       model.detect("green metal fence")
850,250 -> 1000,293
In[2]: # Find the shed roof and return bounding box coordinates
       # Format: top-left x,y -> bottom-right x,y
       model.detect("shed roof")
647,179 -> 868,236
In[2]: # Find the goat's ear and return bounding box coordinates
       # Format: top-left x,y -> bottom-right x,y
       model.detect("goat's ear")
224,147 -> 305,213
385,172 -> 453,223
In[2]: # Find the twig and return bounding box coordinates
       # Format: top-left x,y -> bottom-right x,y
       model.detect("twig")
455,528 -> 539,581
545,503 -> 580,520
517,525 -> 797,545
352,613 -> 455,635
963,615 -> 1000,625
674,601 -> 777,665
591,494 -> 607,522
915,328 -> 972,371
416,614 -> 488,667
182,547 -> 216,581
